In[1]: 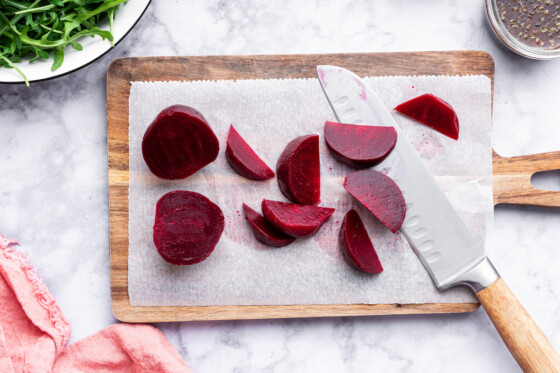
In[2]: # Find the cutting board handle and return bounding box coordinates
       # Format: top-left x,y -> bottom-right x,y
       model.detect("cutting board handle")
493,150 -> 560,208
476,278 -> 560,372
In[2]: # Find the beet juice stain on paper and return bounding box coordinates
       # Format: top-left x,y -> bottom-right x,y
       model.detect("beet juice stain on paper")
128,76 -> 492,307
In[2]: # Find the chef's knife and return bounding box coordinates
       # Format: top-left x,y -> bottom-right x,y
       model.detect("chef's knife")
317,65 -> 560,373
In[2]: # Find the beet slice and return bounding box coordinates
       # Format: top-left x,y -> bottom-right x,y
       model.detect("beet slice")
261,199 -> 334,238
153,191 -> 224,265
394,94 -> 459,140
276,135 -> 320,205
226,125 -> 275,180
343,170 -> 406,233
243,203 -> 295,247
339,209 -> 383,274
324,121 -> 397,168
154,189 -> 197,216
142,105 -> 220,180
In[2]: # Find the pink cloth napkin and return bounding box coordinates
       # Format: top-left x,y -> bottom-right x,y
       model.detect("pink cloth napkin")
0,234 -> 192,373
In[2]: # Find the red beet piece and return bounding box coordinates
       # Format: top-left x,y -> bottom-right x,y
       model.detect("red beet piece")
153,191 -> 224,265
339,210 -> 383,274
142,105 -> 220,180
344,170 -> 406,233
261,199 -> 334,238
324,121 -> 397,168
394,94 -> 459,140
226,125 -> 275,180
154,189 -> 197,216
243,203 -> 295,247
276,135 -> 321,205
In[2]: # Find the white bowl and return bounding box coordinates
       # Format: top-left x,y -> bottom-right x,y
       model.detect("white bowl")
0,0 -> 151,84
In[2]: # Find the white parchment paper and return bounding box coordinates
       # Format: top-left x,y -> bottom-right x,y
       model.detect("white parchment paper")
128,75 -> 492,306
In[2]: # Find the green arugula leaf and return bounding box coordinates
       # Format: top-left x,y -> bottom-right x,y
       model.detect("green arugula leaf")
0,0 -> 127,85
51,46 -> 63,71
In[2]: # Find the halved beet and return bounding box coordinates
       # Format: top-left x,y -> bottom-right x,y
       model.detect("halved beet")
226,125 -> 275,180
324,121 -> 397,168
276,135 -> 320,205
243,203 -> 295,247
339,210 -> 383,274
142,105 -> 220,180
394,94 -> 459,140
261,199 -> 334,238
344,170 -> 406,233
153,191 -> 224,265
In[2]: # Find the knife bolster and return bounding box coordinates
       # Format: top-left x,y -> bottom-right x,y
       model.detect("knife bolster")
449,257 -> 499,292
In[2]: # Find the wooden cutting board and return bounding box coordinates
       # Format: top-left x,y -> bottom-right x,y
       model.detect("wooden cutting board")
107,52 -> 560,323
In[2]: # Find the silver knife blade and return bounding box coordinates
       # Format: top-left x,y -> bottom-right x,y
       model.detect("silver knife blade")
317,65 -> 498,291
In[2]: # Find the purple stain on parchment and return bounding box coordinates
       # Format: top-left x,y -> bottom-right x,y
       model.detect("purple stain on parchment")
318,68 -> 327,87
355,78 -> 367,101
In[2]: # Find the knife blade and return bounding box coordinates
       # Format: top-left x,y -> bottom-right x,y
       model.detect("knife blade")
317,65 -> 498,291
317,65 -> 560,372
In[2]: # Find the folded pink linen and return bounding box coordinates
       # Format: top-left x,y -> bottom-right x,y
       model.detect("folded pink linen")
0,234 -> 191,373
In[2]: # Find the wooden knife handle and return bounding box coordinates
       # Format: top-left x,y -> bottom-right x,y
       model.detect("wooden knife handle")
476,278 -> 560,372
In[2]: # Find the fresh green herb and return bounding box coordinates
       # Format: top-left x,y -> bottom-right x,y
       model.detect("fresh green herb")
0,0 -> 127,86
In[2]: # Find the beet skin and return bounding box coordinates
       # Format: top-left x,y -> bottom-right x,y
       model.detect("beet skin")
339,209 -> 383,274
394,94 -> 459,140
243,203 -> 295,247
153,191 -> 224,265
324,121 -> 397,168
276,135 -> 321,205
343,170 -> 406,233
142,105 -> 220,180
226,125 -> 275,180
261,199 -> 334,238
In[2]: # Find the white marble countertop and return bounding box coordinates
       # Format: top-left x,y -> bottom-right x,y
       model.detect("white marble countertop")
1,1 -> 559,372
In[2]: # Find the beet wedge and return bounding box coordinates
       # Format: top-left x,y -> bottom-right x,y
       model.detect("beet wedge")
276,135 -> 321,205
226,125 -> 275,180
324,121 -> 397,168
394,94 -> 459,140
339,209 -> 383,274
243,203 -> 295,247
261,199 -> 334,238
344,170 -> 406,233
153,191 -> 224,265
142,105 -> 219,180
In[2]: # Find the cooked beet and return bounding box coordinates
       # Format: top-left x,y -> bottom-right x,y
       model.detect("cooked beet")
344,170 -> 406,233
339,209 -> 383,274
276,135 -> 321,205
153,191 -> 224,265
142,105 -> 220,180
324,121 -> 397,168
243,203 -> 295,247
394,94 -> 459,140
261,199 -> 334,238
226,125 -> 275,180
153,189 -> 196,216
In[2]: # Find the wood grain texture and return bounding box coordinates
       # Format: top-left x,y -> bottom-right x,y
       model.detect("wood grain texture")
493,150 -> 560,207
108,52 -> 557,323
477,278 -> 560,373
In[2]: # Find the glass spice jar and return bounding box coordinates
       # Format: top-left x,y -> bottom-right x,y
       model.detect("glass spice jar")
486,0 -> 560,59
